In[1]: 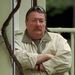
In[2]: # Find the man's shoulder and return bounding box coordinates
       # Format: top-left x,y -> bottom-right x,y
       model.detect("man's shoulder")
14,30 -> 24,41
48,32 -> 61,37
47,32 -> 64,40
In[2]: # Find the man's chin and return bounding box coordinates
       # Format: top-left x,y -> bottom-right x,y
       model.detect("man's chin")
33,33 -> 43,39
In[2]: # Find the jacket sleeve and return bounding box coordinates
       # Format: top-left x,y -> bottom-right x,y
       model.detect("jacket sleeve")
14,39 -> 38,70
43,34 -> 72,75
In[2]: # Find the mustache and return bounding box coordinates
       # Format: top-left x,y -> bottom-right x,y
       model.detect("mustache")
33,28 -> 42,31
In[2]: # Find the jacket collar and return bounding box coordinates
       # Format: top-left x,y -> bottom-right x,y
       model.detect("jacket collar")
22,30 -> 51,43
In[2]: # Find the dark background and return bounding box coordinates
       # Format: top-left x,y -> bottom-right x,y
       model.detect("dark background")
46,6 -> 73,39
47,6 -> 73,28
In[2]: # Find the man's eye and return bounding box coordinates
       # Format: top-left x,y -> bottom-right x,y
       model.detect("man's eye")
39,20 -> 45,23
40,20 -> 44,22
32,19 -> 36,22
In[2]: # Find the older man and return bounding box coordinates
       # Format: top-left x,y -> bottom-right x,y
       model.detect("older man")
14,6 -> 71,75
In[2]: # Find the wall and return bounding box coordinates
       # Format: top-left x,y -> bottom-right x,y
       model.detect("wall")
37,0 -> 46,10
0,0 -> 12,75
14,0 -> 32,31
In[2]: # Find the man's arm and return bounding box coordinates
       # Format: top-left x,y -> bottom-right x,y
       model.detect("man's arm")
33,54 -> 54,71
36,54 -> 54,65
42,34 -> 72,75
15,39 -> 54,70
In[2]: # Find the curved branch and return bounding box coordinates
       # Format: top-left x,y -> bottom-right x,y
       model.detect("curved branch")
1,0 -> 24,75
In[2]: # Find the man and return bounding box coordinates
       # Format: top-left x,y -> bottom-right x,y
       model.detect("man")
14,6 -> 71,75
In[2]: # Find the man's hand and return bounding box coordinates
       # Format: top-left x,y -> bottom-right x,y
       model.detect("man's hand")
39,64 -> 45,71
33,54 -> 54,71
34,64 -> 45,72
36,54 -> 54,64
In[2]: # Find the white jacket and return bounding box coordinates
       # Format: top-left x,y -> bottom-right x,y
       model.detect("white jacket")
14,31 -> 72,75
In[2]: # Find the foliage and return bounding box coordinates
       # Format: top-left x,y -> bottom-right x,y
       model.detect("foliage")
46,0 -> 73,16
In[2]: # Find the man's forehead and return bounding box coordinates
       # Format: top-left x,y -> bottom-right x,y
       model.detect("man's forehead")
26,11 -> 46,21
29,11 -> 45,18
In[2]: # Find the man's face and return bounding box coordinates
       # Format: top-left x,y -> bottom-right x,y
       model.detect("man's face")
26,11 -> 46,40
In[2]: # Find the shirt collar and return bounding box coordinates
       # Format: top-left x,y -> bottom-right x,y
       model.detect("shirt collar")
22,30 -> 51,43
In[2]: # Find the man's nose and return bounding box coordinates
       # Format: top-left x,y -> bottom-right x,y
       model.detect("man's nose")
36,20 -> 40,26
